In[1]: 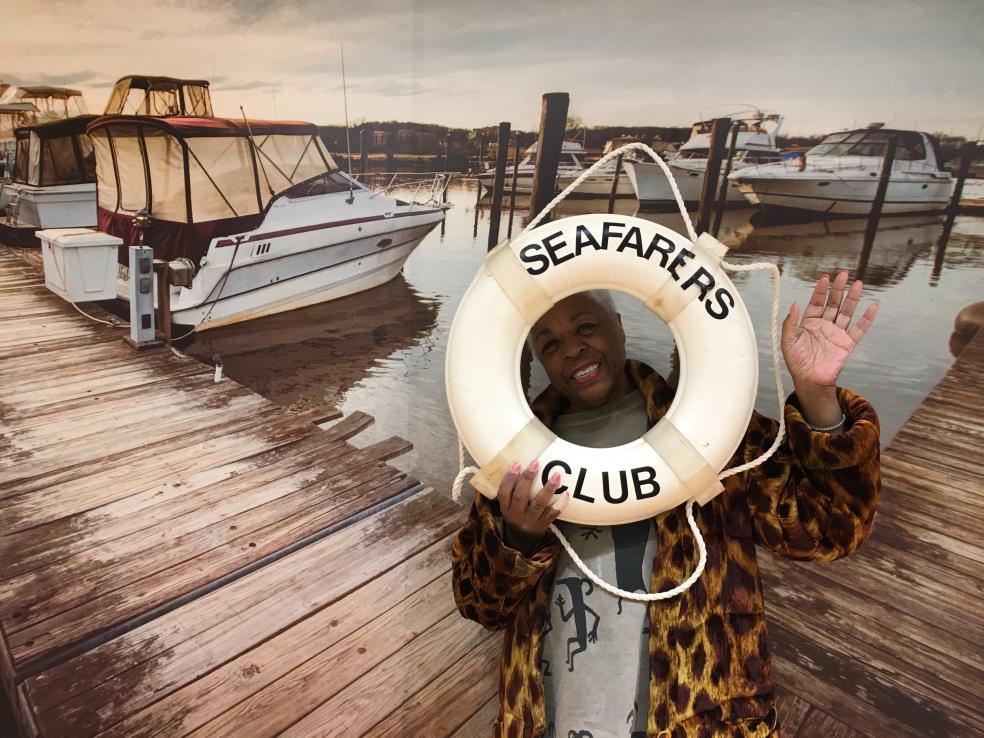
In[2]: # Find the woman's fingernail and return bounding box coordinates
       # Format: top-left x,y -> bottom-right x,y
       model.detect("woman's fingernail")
529,460 -> 540,472
550,471 -> 561,484
510,462 -> 521,474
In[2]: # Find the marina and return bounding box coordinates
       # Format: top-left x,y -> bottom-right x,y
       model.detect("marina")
0,236 -> 981,735
2,2 -> 982,730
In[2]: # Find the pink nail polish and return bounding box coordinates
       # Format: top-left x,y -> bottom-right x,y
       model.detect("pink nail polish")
529,459 -> 540,472
510,462 -> 521,473
550,471 -> 561,484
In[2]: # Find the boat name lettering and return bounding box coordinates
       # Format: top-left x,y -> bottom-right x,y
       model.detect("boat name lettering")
518,220 -> 734,320
541,460 -> 661,504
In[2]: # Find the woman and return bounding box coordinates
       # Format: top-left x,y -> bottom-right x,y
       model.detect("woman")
451,271 -> 880,738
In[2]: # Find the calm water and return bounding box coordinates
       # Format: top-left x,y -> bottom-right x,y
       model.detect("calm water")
187,182 -> 984,493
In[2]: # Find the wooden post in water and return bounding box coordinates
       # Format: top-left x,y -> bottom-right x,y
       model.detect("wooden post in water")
487,122 -> 512,249
695,118 -> 731,235
711,122 -> 741,237
153,260 -> 172,345
606,154 -> 624,214
529,92 -> 569,222
858,135 -> 898,279
932,140 -> 978,280
507,135 -> 522,236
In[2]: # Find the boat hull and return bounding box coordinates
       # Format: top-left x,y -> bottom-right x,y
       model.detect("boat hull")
624,160 -> 747,206
734,176 -> 953,216
176,222 -> 437,329
1,182 -> 96,230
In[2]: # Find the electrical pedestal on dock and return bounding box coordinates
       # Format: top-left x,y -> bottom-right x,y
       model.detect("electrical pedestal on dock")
124,244 -> 162,350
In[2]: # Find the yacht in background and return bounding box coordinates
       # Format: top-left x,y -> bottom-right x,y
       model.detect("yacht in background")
624,111 -> 784,207
0,115 -> 97,242
0,85 -> 88,179
730,125 -> 953,216
103,75 -> 213,116
477,140 -> 587,194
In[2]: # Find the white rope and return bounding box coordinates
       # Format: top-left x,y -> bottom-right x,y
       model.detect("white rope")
548,501 -> 707,601
450,143 -> 787,600
451,437 -> 478,503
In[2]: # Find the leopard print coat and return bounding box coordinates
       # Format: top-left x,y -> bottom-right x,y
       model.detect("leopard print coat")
451,360 -> 881,738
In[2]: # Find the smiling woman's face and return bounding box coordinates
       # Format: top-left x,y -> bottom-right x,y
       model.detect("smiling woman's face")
530,292 -> 630,411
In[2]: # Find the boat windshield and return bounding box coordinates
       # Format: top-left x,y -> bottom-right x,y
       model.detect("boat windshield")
677,149 -> 709,160
524,153 -> 582,167
807,130 -> 926,161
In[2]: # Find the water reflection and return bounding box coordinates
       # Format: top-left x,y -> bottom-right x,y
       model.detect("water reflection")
188,182 -> 984,494
186,274 -> 438,411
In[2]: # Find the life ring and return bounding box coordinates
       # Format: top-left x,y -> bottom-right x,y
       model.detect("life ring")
445,213 -> 759,526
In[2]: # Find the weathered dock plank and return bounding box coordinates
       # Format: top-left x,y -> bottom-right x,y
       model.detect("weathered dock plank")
0,246 -> 440,736
763,328 -> 984,737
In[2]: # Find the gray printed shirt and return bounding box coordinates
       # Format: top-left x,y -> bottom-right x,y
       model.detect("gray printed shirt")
542,389 -> 657,738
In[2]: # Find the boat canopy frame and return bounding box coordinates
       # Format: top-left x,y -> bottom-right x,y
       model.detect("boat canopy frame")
103,76 -> 214,117
11,115 -> 98,187
86,115 -> 338,263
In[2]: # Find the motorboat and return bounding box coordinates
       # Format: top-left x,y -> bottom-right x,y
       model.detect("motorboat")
624,112 -> 784,207
87,115 -> 448,330
553,137 -> 663,198
103,75 -> 213,116
0,85 -> 88,178
0,115 -> 98,241
729,125 -> 954,216
477,140 -> 587,194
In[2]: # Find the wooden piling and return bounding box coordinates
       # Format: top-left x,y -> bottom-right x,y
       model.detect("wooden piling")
694,117 -> 730,235
858,134 -> 898,278
507,136 -> 521,237
711,122 -> 741,237
153,260 -> 172,345
487,122 -> 511,249
932,140 -> 978,279
606,154 -> 624,215
529,92 -> 569,222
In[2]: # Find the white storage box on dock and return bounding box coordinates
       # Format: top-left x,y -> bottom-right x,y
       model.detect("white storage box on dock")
37,228 -> 123,302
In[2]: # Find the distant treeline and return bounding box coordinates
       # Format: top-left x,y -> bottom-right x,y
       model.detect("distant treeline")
318,121 -> 973,172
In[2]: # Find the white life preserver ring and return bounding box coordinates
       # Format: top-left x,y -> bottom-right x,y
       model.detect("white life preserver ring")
445,213 -> 758,526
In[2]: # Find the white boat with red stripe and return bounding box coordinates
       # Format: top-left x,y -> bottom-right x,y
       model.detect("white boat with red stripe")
88,114 -> 448,330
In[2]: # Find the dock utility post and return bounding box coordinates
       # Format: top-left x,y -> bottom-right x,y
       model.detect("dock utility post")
124,209 -> 163,350
124,245 -> 161,350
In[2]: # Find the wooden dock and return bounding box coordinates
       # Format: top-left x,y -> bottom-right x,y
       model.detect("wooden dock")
2,242 -> 982,737
0,245 -> 492,736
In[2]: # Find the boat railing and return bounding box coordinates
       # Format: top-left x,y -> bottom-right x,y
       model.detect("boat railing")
362,172 -> 452,208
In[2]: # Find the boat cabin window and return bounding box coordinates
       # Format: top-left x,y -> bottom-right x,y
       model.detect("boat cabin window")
808,130 -> 926,160
40,135 -> 85,185
677,148 -> 709,160
740,150 -> 783,164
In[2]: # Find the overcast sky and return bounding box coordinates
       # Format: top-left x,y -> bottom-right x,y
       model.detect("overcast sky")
4,0 -> 982,137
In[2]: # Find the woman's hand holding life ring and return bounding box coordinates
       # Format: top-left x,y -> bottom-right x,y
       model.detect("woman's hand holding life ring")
500,461 -> 569,555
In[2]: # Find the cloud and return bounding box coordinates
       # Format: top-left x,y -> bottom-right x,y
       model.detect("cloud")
0,69 -> 103,88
